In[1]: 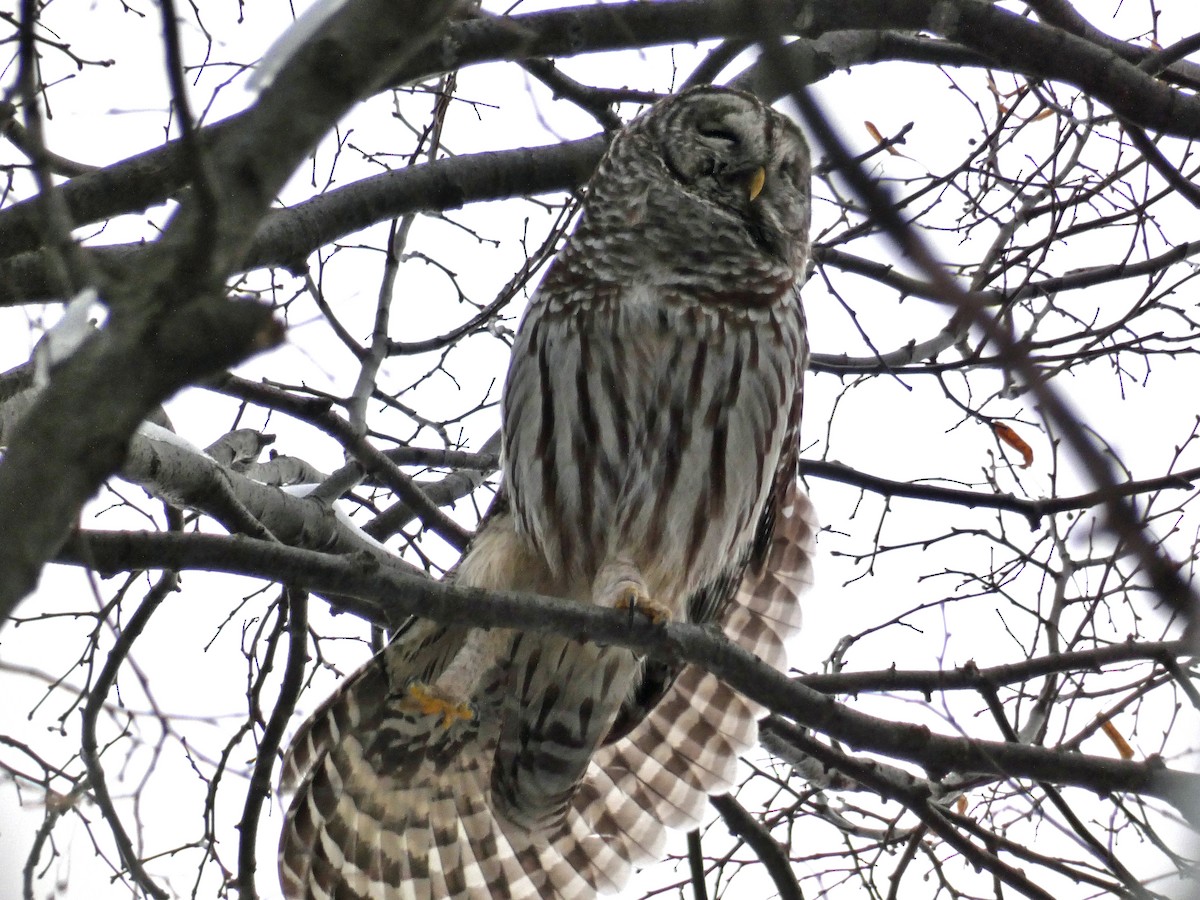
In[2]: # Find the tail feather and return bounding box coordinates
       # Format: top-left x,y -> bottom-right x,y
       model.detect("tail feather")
388,802 -> 414,895
560,482 -> 817,892
572,768 -> 666,863
736,483 -> 816,642
527,839 -> 597,900
414,789 -> 457,898
485,808 -> 542,899
281,655 -> 386,791
443,775 -> 490,895
555,802 -> 636,892
594,723 -> 710,829
281,485 -> 817,898
673,672 -> 758,750
457,770 -> 523,894
492,634 -> 640,833
723,605 -> 789,669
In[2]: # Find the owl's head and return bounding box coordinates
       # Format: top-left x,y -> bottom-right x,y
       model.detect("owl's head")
615,86 -> 812,276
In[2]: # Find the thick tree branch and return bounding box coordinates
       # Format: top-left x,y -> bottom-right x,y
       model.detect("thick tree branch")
5,1 -> 1200,287
794,0 -> 1200,135
53,528 -> 1200,826
1024,0 -> 1200,89
710,794 -> 803,900
0,0 -> 460,626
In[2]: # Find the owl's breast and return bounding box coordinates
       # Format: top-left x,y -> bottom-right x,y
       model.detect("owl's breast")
502,281 -> 805,610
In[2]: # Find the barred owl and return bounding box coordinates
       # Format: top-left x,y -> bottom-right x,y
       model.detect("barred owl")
279,86 -> 815,899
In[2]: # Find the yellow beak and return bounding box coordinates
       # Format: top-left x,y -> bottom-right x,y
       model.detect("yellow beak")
748,166 -> 766,202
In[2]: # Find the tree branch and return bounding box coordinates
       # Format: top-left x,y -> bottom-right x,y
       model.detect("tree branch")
7,1 -> 1200,287
0,0 -> 459,626
711,794 -> 803,900
795,640 -> 1192,695
80,572 -> 178,899
803,459 -> 1200,528
236,588 -> 308,899
756,17 -> 1200,627
53,528 -> 1200,827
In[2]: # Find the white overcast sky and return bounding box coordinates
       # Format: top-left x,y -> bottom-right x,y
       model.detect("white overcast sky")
2,1 -> 1199,898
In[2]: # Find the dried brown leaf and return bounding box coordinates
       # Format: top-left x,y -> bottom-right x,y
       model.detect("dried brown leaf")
1100,719 -> 1135,760
993,422 -> 1034,469
864,120 -> 900,155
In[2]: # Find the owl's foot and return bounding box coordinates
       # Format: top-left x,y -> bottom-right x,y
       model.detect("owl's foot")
399,682 -> 476,729
595,561 -> 671,624
616,590 -> 672,624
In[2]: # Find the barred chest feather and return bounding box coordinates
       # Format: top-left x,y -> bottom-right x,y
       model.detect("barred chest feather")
502,274 -> 805,619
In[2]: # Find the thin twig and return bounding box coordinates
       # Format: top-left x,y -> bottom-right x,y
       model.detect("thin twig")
80,574 -> 178,900
236,588 -> 308,898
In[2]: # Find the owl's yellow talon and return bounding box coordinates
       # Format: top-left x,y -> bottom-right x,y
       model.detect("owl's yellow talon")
615,589 -> 672,624
401,683 -> 475,728
596,561 -> 672,624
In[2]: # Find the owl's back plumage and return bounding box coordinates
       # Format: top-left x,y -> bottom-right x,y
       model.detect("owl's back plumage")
279,86 -> 815,899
